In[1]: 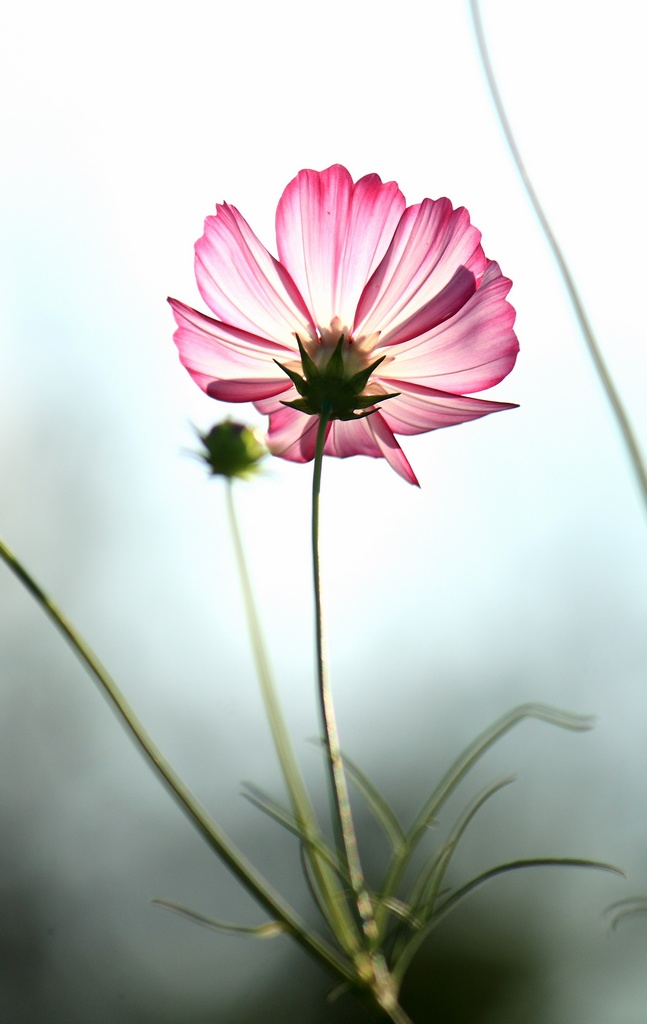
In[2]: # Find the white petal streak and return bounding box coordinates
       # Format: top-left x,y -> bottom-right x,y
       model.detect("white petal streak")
195,204 -> 314,343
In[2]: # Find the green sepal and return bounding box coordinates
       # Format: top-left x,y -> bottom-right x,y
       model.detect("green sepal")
296,334 -> 321,379
275,335 -> 396,422
323,336 -> 346,380
334,391 -> 400,422
352,391 -> 400,410
346,353 -> 386,393
274,359 -> 309,396
281,398 -> 316,414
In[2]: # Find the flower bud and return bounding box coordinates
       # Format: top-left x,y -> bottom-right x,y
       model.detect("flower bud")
197,420 -> 266,480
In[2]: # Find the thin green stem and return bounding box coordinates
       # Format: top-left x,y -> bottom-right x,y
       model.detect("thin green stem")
469,0 -> 647,512
224,481 -> 359,953
311,411 -> 379,950
0,535 -> 354,982
225,480 -> 312,819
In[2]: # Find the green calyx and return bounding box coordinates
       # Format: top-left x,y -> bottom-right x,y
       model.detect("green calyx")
275,336 -> 399,422
198,420 -> 266,479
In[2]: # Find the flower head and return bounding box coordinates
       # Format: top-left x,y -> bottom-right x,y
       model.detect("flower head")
169,165 -> 518,485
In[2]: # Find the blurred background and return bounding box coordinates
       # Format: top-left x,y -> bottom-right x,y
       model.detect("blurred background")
1,0 -> 646,1020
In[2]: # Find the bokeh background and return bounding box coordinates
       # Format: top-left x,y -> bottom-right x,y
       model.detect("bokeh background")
1,0 -> 646,1020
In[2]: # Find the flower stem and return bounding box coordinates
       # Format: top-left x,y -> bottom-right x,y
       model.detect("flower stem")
225,479 -> 311,815
470,0 -> 647,513
0,534 -> 354,982
311,418 -> 411,1015
224,481 -> 360,953
311,411 -> 378,944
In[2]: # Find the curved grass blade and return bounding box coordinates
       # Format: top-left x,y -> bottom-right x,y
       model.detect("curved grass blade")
393,857 -> 623,985
606,897 -> 647,930
242,782 -> 348,882
153,898 -> 287,937
411,779 -> 514,924
470,0 -> 647,511
388,778 -> 514,958
376,704 -> 591,935
343,753 -> 407,853
433,857 -> 623,927
410,706 -> 591,841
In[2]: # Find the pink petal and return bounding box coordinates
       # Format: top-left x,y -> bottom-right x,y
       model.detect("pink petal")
195,204 -> 315,343
354,199 -> 487,346
276,165 -> 406,337
325,413 -> 419,485
265,404 -> 321,462
169,297 -> 294,401
263,402 -> 418,484
383,261 -> 519,393
375,378 -> 518,436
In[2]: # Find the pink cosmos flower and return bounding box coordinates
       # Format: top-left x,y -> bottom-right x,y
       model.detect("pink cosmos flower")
169,165 -> 518,485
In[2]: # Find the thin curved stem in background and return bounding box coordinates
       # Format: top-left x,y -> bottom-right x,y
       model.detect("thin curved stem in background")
469,0 -> 647,512
225,480 -> 360,955
225,479 -> 317,828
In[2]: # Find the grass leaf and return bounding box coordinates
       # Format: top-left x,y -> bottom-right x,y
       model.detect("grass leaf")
375,703 -> 593,936
152,898 -> 287,937
393,857 -> 623,984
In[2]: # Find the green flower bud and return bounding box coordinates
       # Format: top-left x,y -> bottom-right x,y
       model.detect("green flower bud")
197,420 -> 266,480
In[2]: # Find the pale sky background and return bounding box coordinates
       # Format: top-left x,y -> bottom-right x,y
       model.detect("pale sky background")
1,1 -> 646,1021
